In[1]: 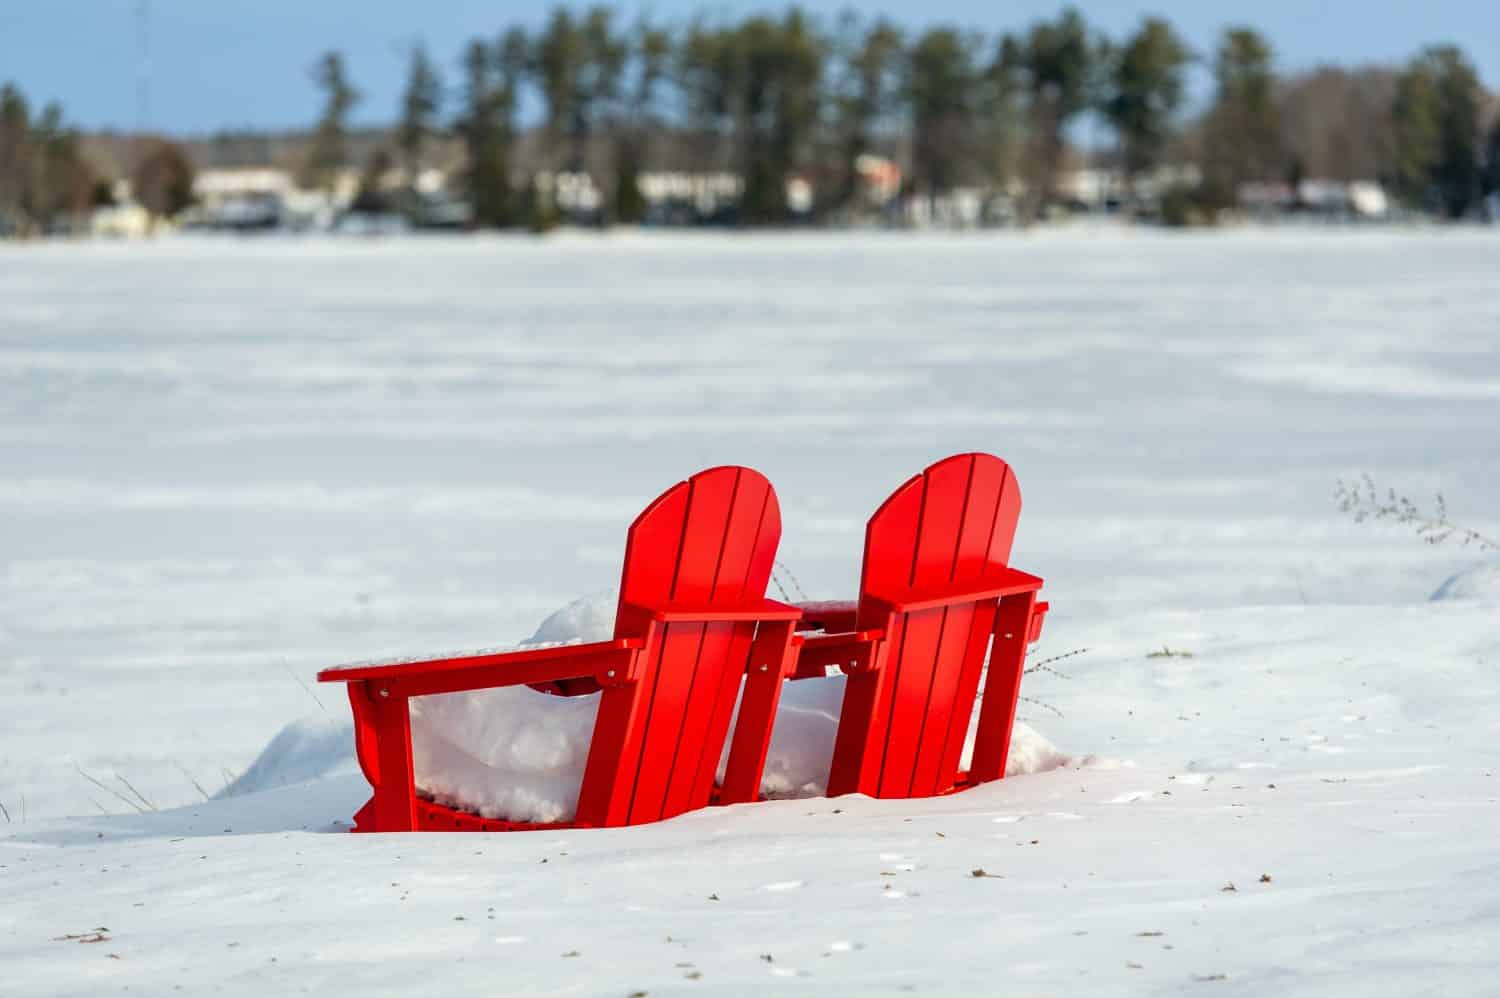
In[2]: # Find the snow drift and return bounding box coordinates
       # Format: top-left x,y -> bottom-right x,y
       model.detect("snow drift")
1430,562 -> 1500,601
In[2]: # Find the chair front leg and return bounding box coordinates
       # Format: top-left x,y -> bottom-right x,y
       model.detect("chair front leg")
720,620 -> 798,805
968,591 -> 1037,785
358,680 -> 417,832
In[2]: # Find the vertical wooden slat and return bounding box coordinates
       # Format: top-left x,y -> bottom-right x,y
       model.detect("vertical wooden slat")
909,457 -> 972,588
660,621 -> 734,817
690,623 -> 756,804
951,458 -> 1007,584
934,598 -> 999,790
710,474 -> 770,604
857,477 -> 924,615
574,641 -> 660,827
875,606 -> 946,796
905,602 -> 976,795
618,482 -> 691,611
627,621 -> 707,823
741,486 -> 780,602
984,464 -> 1022,568
670,468 -> 740,602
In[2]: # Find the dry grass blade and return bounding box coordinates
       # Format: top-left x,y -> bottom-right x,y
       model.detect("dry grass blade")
115,774 -> 157,812
73,763 -> 147,814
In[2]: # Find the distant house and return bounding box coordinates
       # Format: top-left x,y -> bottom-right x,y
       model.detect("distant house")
191,168 -> 294,230
637,171 -> 743,224
89,202 -> 153,238
1239,179 -> 1390,219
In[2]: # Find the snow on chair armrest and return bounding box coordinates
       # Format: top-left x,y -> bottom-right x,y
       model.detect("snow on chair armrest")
620,598 -> 804,623
866,567 -> 1044,614
316,638 -> 646,698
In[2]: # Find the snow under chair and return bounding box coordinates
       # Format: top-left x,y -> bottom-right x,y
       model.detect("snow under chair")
791,452 -> 1048,800
318,466 -> 803,832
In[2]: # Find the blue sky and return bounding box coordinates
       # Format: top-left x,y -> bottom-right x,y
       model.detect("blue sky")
1,1 -> 1495,133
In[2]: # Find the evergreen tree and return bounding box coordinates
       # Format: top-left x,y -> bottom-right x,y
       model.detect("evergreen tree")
1105,18 -> 1192,192
1202,28 -> 1280,195
1393,46 -> 1482,217
613,22 -> 671,224
735,11 -> 825,224
832,15 -> 903,213
980,34 -> 1028,196
1484,118 -> 1500,198
32,103 -> 95,228
534,7 -> 584,173
1018,8 -> 1104,217
677,21 -> 739,176
303,52 -> 359,192
455,33 -> 524,228
905,28 -> 980,210
0,84 -> 35,232
396,43 -> 443,214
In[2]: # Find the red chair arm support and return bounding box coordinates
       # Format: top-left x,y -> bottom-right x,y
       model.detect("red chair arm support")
789,628 -> 886,678
316,638 -> 645,699
793,601 -> 859,633
867,568 -> 1044,614
621,598 -> 803,623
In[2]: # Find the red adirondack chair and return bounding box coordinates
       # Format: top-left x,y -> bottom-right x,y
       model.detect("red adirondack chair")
791,453 -> 1048,800
317,466 -> 803,832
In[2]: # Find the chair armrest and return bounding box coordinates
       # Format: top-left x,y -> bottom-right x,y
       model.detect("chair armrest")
621,598 -> 803,623
317,638 -> 645,699
789,628 -> 886,678
868,567 -> 1044,613
793,600 -> 858,633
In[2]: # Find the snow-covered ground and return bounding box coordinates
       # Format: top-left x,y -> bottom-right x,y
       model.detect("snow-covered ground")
2,229 -> 1498,994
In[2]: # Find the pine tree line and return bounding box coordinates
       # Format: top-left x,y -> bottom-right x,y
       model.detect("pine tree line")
3,6 -> 1499,234
314,7 -> 1499,227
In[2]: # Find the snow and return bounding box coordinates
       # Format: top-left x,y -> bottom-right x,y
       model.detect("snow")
1431,562 -> 1500,601
2,229 -> 1499,995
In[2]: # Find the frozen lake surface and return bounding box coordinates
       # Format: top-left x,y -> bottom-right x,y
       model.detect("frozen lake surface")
1,230 -> 1497,995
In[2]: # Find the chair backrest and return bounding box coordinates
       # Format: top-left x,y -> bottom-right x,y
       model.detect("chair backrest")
828,452 -> 1023,799
575,465 -> 782,826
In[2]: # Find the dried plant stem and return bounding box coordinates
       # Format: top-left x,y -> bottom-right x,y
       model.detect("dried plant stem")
1335,475 -> 1497,551
774,561 -> 809,601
